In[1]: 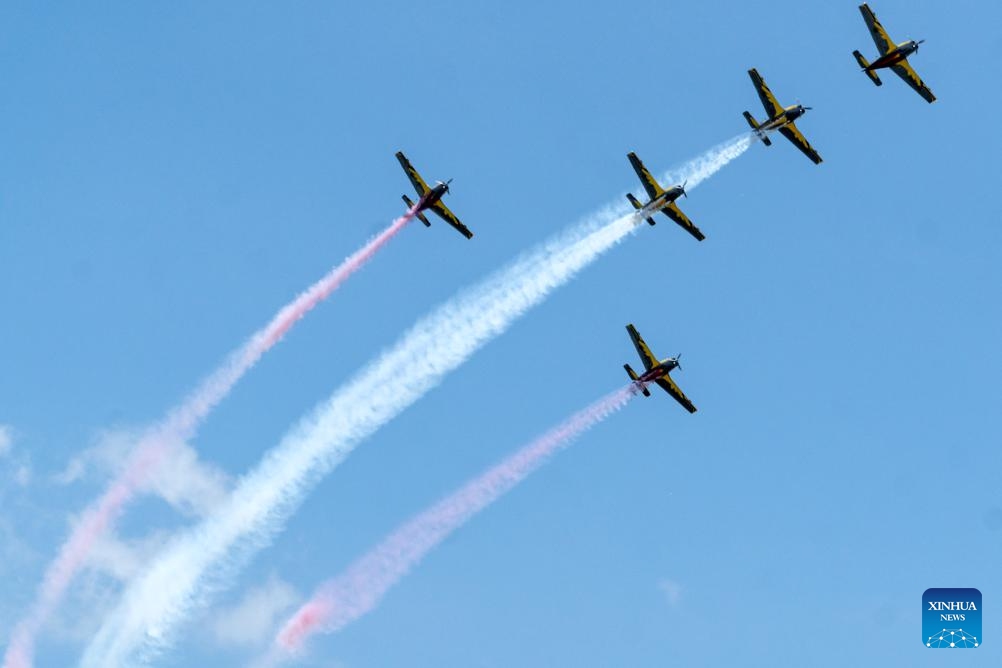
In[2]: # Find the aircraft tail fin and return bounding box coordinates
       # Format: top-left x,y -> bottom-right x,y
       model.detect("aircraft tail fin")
742,111 -> 771,146
852,50 -> 882,86
401,195 -> 431,226
624,364 -> 651,397
625,193 -> 656,226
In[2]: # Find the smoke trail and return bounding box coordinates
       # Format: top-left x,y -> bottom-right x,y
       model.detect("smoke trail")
1,212 -> 414,668
274,384 -> 638,658
80,134 -> 751,668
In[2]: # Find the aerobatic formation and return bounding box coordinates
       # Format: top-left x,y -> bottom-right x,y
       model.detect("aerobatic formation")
3,4 -> 938,666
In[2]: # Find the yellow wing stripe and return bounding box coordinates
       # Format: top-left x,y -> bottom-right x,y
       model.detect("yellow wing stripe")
655,375 -> 697,413
748,68 -> 784,119
430,200 -> 473,239
395,151 -> 430,196
859,3 -> 895,55
627,152 -> 664,201
777,123 -> 823,165
890,60 -> 936,103
662,202 -> 706,241
626,324 -> 658,372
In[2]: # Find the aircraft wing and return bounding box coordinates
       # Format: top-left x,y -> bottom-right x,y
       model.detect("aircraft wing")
777,122 -> 823,165
747,68 -> 784,119
655,374 -> 697,414
396,151 -> 431,196
858,3 -> 896,55
890,60 -> 936,103
429,200 -> 474,239
626,323 -> 658,372
627,152 -> 664,201
661,202 -> 706,241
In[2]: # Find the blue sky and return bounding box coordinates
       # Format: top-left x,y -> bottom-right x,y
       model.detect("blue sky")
2,1 -> 1001,666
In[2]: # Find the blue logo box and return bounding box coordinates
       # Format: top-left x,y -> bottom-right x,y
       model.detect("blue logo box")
923,588 -> 981,648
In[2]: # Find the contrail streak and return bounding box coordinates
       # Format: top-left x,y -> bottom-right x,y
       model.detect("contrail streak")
80,134 -> 751,668
273,384 -> 638,660
1,211 -> 415,668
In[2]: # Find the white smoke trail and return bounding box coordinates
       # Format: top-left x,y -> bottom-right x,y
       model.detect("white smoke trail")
2,212 -> 414,668
80,134 -> 751,668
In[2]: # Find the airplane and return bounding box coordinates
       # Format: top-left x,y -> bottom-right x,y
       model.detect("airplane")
396,151 -> 473,239
623,323 -> 697,413
852,3 -> 935,103
624,152 -> 705,241
742,68 -> 823,165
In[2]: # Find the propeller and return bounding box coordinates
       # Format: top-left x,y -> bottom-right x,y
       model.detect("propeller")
443,178 -> 453,193
916,39 -> 924,52
680,180 -> 688,199
674,353 -> 682,371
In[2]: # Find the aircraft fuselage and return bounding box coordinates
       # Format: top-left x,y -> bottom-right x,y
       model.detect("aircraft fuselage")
417,182 -> 449,211
760,104 -> 807,132
641,185 -> 685,214
637,358 -> 679,383
867,40 -> 920,70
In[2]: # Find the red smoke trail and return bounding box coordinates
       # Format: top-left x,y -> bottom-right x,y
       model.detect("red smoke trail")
275,384 -> 638,654
2,211 -> 415,668
259,212 -> 410,348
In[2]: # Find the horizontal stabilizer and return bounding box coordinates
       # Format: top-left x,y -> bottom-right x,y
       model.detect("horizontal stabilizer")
852,50 -> 882,86
743,111 -> 771,146
624,363 -> 651,397
401,195 -> 430,226
625,193 -> 656,226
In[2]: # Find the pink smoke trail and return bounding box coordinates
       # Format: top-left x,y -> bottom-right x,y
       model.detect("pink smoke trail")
2,211 -> 415,668
274,384 -> 638,656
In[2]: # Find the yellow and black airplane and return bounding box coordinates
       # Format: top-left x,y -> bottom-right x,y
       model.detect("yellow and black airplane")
623,324 -> 696,413
625,152 -> 704,241
396,151 -> 473,239
852,3 -> 935,103
742,68 -> 823,165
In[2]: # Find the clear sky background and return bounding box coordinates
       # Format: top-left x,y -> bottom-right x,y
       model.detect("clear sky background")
2,1 -> 1001,666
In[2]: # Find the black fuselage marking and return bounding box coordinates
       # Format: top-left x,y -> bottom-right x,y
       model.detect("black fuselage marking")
418,183 -> 449,211
639,360 -> 679,382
